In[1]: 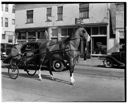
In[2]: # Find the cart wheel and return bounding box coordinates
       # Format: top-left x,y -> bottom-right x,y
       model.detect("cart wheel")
103,59 -> 113,68
8,65 -> 19,79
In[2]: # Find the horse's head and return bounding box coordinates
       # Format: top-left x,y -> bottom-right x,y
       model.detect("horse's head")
78,27 -> 90,42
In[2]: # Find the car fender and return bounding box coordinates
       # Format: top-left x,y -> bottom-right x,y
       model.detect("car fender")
105,55 -> 124,66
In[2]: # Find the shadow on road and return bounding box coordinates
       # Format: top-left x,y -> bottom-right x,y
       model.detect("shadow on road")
2,71 -> 72,85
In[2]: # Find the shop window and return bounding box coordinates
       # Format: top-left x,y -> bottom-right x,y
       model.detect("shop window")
18,32 -> 26,39
37,31 -> 46,39
62,28 -> 74,36
62,28 -> 68,36
68,28 -> 74,36
5,18 -> 8,27
92,37 -> 107,54
26,10 -> 33,23
46,8 -> 52,22
99,26 -> 107,35
2,34 -> 6,39
92,27 -> 98,35
79,3 -> 89,19
12,4 -> 15,13
5,4 -> 8,12
28,32 -> 36,39
52,29 -> 58,36
57,6 -> 63,21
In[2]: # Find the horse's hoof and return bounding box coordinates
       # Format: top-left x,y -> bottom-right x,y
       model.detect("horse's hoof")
38,78 -> 42,81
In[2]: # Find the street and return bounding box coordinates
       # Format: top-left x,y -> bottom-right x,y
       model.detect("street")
1,58 -> 125,102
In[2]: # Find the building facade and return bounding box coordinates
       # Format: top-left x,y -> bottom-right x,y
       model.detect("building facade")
1,4 -> 15,53
15,3 -> 125,56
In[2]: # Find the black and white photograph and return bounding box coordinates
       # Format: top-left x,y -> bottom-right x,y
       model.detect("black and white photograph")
0,1 -> 126,102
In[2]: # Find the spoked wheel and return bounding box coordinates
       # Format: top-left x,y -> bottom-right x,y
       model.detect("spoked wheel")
26,64 -> 38,76
103,58 -> 113,68
8,59 -> 19,79
8,64 -> 19,79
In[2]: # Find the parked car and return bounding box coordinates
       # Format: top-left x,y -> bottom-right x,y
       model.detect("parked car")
103,45 -> 126,68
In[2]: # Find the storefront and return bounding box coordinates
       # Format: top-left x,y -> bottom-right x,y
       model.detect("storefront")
16,27 -> 48,44
49,24 -> 108,56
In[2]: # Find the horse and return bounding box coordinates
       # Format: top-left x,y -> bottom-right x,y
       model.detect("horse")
37,27 -> 90,85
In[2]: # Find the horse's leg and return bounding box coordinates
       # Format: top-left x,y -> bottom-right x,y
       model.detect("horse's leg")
38,56 -> 45,81
38,64 -> 42,81
69,58 -> 75,85
48,55 -> 54,80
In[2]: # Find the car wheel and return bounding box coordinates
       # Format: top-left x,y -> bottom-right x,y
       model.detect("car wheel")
52,60 -> 64,72
103,59 -> 113,68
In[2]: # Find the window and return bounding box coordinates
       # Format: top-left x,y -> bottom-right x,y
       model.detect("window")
2,4 -> 3,11
28,32 -> 36,39
1,17 -> 3,27
26,10 -> 33,23
5,18 -> 8,27
12,19 -> 15,25
92,37 -> 107,54
18,32 -> 26,39
79,3 -> 89,19
8,35 -> 13,43
46,8 -> 52,22
12,4 -> 15,13
62,28 -> 68,36
2,34 -> 6,39
37,31 -> 46,39
61,28 -> 74,36
57,6 -> 63,21
92,27 -> 98,35
52,29 -> 58,36
5,4 -> 8,12
99,26 -> 107,35
119,31 -> 124,39
68,28 -> 74,35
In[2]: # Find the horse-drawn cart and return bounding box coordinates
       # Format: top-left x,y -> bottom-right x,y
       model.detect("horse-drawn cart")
7,27 -> 90,85
8,41 -> 69,79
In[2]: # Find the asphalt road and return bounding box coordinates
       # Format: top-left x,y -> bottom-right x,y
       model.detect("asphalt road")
1,59 -> 125,102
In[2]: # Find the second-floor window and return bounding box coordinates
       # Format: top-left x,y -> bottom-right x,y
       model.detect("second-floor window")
2,4 -> 3,11
26,10 -> 33,23
12,4 -> 15,13
5,4 -> 8,12
2,34 -> 6,39
5,18 -> 8,27
1,17 -> 3,27
12,19 -> 15,25
79,3 -> 89,19
46,8 -> 52,22
57,6 -> 63,21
